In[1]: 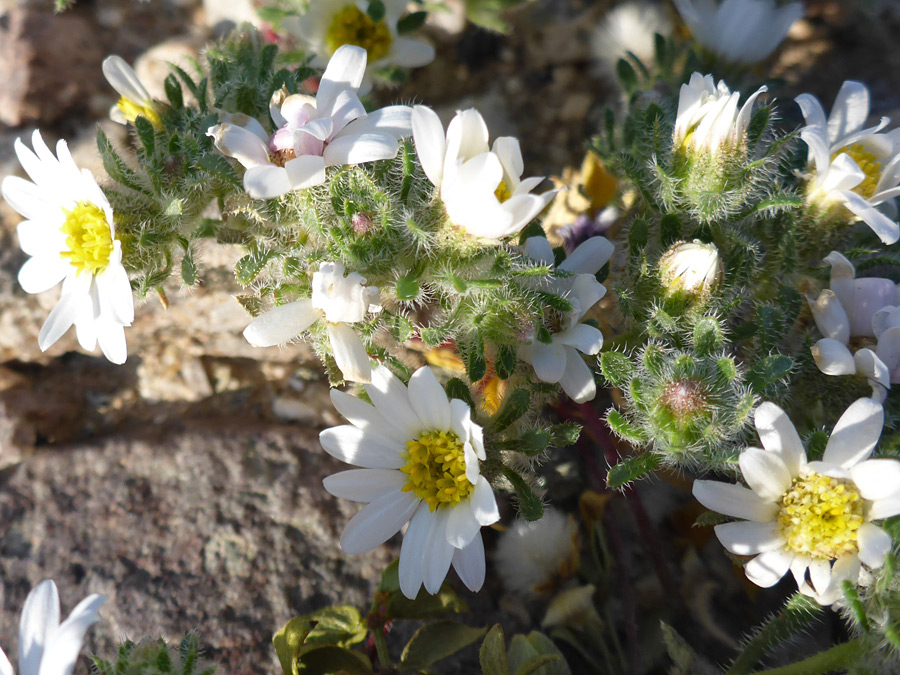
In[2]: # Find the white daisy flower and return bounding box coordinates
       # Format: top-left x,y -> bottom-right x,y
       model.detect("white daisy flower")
495,508 -> 579,596
808,251 -> 900,401
0,579 -> 105,675
591,2 -> 673,71
320,365 -> 500,599
411,106 -> 557,241
673,0 -> 804,65
243,261 -> 381,383
1,131 -> 135,364
673,72 -> 767,154
796,80 -> 900,245
518,236 -> 613,403
101,55 -> 161,128
207,45 -> 412,200
282,0 -> 435,92
659,240 -> 722,297
693,398 -> 899,606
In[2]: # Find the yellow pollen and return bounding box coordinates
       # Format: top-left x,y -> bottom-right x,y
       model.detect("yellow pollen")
777,473 -> 864,560
401,430 -> 474,511
834,143 -> 882,199
60,202 -> 114,276
494,180 -> 512,203
115,96 -> 162,129
326,6 -> 393,63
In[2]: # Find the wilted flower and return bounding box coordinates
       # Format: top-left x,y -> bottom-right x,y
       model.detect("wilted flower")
282,0 -> 435,93
243,261 -> 381,383
694,399 -> 898,605
411,106 -> 557,241
102,55 -> 162,128
808,251 -> 900,400
591,2 -> 673,71
674,73 -> 767,154
495,508 -> 579,596
320,365 -> 500,599
1,131 -> 135,364
674,0 -> 804,65
208,45 -> 412,200
0,579 -> 105,675
519,236 -> 614,403
659,240 -> 722,298
796,80 -> 900,245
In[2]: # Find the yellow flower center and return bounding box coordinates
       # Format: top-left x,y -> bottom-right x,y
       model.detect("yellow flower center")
115,96 -> 162,129
495,180 -> 512,203
60,202 -> 114,275
326,6 -> 393,63
778,473 -> 864,560
834,143 -> 882,199
401,430 -> 474,511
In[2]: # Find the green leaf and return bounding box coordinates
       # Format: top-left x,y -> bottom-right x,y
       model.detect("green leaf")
378,559 -> 401,594
97,129 -> 151,196
492,388 -> 530,431
716,356 -> 739,383
628,218 -> 648,255
806,429 -> 828,461
304,606 -> 368,648
496,344 -> 517,380
400,621 -> 487,672
298,645 -> 372,675
606,410 -> 646,443
615,58 -> 638,93
273,617 -> 314,675
516,654 -> 564,675
503,467 -> 543,521
197,153 -> 242,188
480,625 -> 508,675
548,423 -> 580,447
746,354 -> 793,393
659,213 -> 681,247
692,317 -> 722,356
607,453 -> 660,488
385,583 -> 469,620
134,115 -> 156,156
181,252 -> 198,286
367,0 -> 386,22
397,10 -> 428,33
600,351 -> 634,389
504,429 -> 550,456
396,275 -> 419,301
164,73 -> 184,108
235,249 -> 273,286
445,378 -> 476,410
463,336 -> 487,381
508,633 -> 569,675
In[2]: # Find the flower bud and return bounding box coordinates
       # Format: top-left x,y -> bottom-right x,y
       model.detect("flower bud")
659,240 -> 722,298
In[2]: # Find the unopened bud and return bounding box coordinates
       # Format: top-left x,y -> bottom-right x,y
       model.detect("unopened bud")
351,212 -> 374,235
659,240 -> 722,298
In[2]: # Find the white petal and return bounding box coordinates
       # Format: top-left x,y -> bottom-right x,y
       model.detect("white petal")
19,580 -> 60,675
847,277 -> 898,338
18,256 -> 69,294
411,105 -> 446,187
471,476 -> 499,527
745,549 -> 792,588
811,338 -> 856,376
502,191 -> 555,234
285,154 -> 327,190
399,504 -> 431,599
559,349 -> 597,403
317,45 -> 367,115
323,469 -> 407,502
444,109 -> 490,166
0,648 -> 12,675
714,521 -> 784,556
17,221 -> 64,258
97,258 -> 135,325
452,531 -> 486,592
849,459 -> 900,501
823,397 -> 884,468
324,132 -> 399,167
491,136 -> 524,181
39,272 -> 91,352
554,323 -> 604,355
692,480 -> 779,522
388,37 -> 436,68
840,190 -> 900,245
407,366 -> 452,431
329,389 -> 407,444
530,340 -> 566,383
828,80 -> 870,146
809,558 -> 832,594
446,497 -> 481,549
243,165 -> 293,200
854,348 -> 890,390
858,523 -> 891,568
569,274 -> 607,320
208,123 -> 270,168
319,425 -> 405,469
340,489 -> 419,554
96,322 -> 127,365
523,236 -> 554,266
327,322 -> 372,383
340,105 -> 412,141
868,493 -> 900,520
243,299 -> 319,347
754,402 -> 806,477
559,236 -> 615,275
876,327 -> 900,377
808,290 -> 850,343
365,366 -> 423,439
102,55 -> 151,103
2,175 -> 58,222
422,507 -> 455,594
38,593 -> 105,675
739,447 -> 792,501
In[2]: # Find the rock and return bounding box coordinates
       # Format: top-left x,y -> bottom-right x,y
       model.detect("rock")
0,8 -> 104,126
